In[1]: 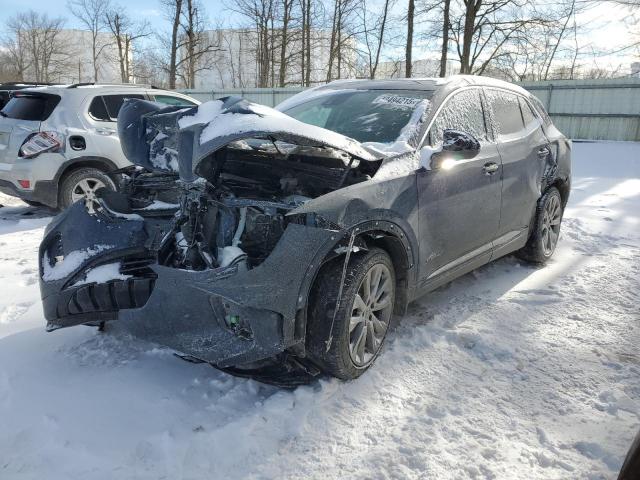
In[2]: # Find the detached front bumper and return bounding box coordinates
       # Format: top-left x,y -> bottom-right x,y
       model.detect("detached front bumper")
39,203 -> 337,367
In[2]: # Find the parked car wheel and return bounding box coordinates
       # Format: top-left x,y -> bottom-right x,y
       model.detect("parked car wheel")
307,248 -> 395,380
59,167 -> 116,213
517,186 -> 564,264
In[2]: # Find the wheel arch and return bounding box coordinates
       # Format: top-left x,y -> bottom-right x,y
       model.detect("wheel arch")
55,156 -> 120,185
550,176 -> 570,208
297,219 -> 417,338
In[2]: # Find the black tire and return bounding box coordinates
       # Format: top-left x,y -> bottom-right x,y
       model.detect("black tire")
307,248 -> 395,380
516,186 -> 563,264
58,167 -> 116,211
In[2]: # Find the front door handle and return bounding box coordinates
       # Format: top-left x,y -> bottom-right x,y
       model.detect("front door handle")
538,146 -> 551,158
482,162 -> 499,175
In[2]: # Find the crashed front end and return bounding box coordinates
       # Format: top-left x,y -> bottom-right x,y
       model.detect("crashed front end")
38,97 -> 385,368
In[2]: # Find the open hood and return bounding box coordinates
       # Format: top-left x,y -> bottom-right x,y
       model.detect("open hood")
118,97 -> 380,182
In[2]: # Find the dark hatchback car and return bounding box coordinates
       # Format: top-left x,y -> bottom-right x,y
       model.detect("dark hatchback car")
38,75 -> 570,382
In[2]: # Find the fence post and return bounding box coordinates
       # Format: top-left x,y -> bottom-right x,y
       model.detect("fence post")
547,83 -> 554,113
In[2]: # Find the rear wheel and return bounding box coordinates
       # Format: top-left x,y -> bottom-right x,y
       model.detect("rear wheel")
517,186 -> 563,264
58,167 -> 116,212
307,248 -> 395,380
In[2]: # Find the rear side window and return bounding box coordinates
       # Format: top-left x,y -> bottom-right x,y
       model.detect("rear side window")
429,89 -> 488,145
529,95 -> 552,126
153,94 -> 197,107
519,97 -> 540,131
0,93 -> 61,121
89,94 -> 145,122
486,90 -> 524,138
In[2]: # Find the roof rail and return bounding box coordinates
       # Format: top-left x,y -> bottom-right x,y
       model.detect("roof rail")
67,82 -> 152,89
0,82 -> 60,87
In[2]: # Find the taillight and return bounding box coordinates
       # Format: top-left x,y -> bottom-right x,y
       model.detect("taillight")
19,131 -> 63,158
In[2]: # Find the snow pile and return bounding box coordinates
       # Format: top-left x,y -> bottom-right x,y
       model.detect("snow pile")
71,262 -> 131,286
149,132 -> 179,172
42,244 -> 114,281
1,141 -> 639,479
178,100 -> 224,128
139,200 -> 180,210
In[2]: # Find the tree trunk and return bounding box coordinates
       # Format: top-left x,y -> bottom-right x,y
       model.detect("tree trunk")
305,0 -> 311,86
371,0 -> 390,79
460,0 -> 478,74
326,0 -> 340,82
92,31 -> 99,82
439,0 -> 450,77
168,0 -> 183,89
278,0 -> 291,87
405,0 -> 414,77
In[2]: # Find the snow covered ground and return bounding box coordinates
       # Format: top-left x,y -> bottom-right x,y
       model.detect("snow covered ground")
0,141 -> 638,480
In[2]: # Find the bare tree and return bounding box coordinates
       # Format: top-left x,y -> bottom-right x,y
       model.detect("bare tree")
162,0 -> 184,89
358,0 -> 392,79
439,0 -> 451,77
68,0 -> 112,82
405,0 -> 414,77
178,0 -> 218,88
105,7 -> 152,83
3,11 -> 72,83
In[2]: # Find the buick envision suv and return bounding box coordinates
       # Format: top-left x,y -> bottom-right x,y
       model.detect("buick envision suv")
38,75 -> 570,383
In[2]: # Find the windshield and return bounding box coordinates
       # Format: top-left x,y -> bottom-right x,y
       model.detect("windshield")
281,89 -> 433,144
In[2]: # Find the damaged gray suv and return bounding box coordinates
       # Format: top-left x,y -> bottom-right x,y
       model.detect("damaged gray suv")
38,75 -> 571,383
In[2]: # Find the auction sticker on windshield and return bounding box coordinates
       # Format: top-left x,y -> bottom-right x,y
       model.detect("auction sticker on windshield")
373,94 -> 422,109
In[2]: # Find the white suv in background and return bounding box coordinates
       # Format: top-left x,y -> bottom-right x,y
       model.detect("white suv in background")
0,84 -> 199,210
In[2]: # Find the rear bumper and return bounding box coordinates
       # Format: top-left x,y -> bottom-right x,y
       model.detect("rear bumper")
39,203 -> 338,367
0,153 -> 65,207
0,178 -> 57,206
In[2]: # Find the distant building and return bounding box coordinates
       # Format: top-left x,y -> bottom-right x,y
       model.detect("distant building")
18,29 -> 125,84
191,28 -> 357,89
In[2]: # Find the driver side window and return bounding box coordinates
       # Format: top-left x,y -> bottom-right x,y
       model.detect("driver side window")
429,89 -> 488,146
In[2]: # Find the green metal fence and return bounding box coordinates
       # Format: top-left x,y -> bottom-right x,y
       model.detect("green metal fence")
181,78 -> 640,141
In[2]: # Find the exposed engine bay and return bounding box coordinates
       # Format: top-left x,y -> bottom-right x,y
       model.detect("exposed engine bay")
109,138 -> 380,274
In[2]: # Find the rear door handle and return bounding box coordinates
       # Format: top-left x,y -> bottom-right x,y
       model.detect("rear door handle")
482,162 -> 499,175
538,146 -> 551,158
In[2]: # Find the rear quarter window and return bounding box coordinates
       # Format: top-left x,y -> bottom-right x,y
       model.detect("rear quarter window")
89,94 -> 145,122
0,93 -> 61,121
486,89 -> 525,138
529,95 -> 553,126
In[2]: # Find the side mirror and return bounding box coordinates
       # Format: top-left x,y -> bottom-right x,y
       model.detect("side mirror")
442,129 -> 480,158
419,130 -> 481,171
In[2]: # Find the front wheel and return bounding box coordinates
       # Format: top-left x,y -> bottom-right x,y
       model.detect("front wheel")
517,186 -> 564,264
307,248 -> 395,380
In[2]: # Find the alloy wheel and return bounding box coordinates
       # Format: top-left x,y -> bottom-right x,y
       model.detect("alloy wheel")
349,263 -> 393,367
541,194 -> 562,256
71,178 -> 106,214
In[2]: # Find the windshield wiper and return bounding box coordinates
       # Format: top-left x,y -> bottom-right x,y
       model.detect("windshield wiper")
0,111 -> 7,117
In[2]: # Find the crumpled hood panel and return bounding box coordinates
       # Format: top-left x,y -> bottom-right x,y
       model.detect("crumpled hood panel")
118,96 -> 380,181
